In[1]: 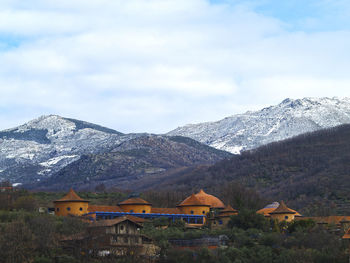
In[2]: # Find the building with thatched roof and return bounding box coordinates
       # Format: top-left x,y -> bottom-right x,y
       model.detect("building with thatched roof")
257,201 -> 301,222
54,189 -> 89,216
54,188 -> 237,227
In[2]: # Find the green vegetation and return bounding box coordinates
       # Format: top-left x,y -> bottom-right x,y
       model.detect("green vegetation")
161,125 -> 350,216
0,189 -> 349,262
0,210 -> 87,263
142,212 -> 348,263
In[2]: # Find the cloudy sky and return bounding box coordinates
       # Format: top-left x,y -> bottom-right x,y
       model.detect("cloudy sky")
1,0 -> 350,133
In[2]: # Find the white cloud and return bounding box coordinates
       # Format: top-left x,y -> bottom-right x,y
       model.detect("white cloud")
0,0 -> 349,133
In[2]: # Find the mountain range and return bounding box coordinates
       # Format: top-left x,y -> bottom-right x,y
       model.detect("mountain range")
0,115 -> 231,189
1,97 -> 350,192
168,97 -> 350,153
31,135 -> 231,191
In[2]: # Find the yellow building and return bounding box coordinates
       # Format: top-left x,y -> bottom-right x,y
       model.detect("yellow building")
219,205 -> 238,217
54,188 -> 236,227
268,201 -> 298,222
257,201 -> 301,222
210,205 -> 238,229
118,197 -> 152,214
195,189 -> 225,209
54,189 -> 89,216
177,194 -> 211,218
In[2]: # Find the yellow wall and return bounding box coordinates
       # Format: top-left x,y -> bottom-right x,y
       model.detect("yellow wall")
178,206 -> 210,225
119,204 -> 152,214
270,213 -> 295,222
54,201 -> 89,216
179,206 -> 210,216
211,217 -> 231,229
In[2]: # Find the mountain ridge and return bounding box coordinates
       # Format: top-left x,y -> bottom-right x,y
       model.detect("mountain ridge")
0,115 -> 231,188
0,115 -> 140,184
167,97 -> 350,153
30,134 -> 232,191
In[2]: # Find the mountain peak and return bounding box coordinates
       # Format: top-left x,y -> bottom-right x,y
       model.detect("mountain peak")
168,97 -> 350,154
0,115 -> 130,185
9,115 -> 123,136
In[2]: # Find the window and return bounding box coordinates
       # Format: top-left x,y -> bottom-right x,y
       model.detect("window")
79,207 -> 83,211
142,210 -> 146,213
123,237 -> 128,243
56,208 -> 59,211
67,207 -> 71,211
202,211 -> 205,214
285,216 -> 289,220
190,210 -> 194,214
219,220 -> 223,225
120,225 -> 124,231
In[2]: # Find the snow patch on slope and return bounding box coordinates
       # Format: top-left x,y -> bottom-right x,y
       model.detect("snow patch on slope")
39,155 -> 79,167
168,97 -> 350,154
0,115 -> 140,184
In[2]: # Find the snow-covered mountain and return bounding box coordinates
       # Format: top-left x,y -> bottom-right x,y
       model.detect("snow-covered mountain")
0,115 -> 231,188
0,115 -> 141,184
167,97 -> 350,154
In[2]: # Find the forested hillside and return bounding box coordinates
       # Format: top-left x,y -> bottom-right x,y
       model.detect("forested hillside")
30,135 -> 231,191
159,125 -> 350,216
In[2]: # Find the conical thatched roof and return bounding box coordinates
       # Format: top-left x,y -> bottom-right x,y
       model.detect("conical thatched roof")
54,189 -> 89,203
269,201 -> 296,215
118,197 -> 151,206
195,189 -> 225,209
177,194 -> 210,207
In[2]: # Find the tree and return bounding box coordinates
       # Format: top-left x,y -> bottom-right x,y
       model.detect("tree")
27,215 -> 58,256
13,195 -> 38,211
228,209 -> 269,231
0,220 -> 35,263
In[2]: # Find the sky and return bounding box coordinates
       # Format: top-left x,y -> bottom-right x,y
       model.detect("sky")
0,0 -> 350,133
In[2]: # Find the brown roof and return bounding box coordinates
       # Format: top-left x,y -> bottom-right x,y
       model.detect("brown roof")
177,194 -> 210,207
340,217 -> 350,223
269,201 -> 296,215
151,207 -> 182,214
217,205 -> 238,218
126,215 -> 146,224
54,189 -> 88,203
195,189 -> 225,209
88,205 -> 122,213
343,228 -> 350,239
118,197 -> 151,206
257,206 -> 301,217
217,205 -> 238,217
257,207 -> 276,217
89,216 -> 143,228
299,216 -> 350,225
221,205 -> 238,213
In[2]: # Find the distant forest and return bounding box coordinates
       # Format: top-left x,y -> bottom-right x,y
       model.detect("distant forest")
157,124 -> 350,216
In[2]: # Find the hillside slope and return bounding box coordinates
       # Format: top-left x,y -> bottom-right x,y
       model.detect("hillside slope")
161,124 -> 350,215
31,135 -> 232,191
0,115 -> 141,184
